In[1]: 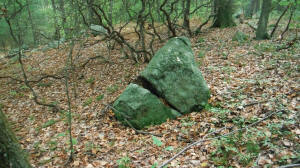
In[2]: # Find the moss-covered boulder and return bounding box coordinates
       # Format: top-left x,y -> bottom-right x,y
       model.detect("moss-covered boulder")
140,36 -> 210,114
113,37 -> 210,129
113,84 -> 181,129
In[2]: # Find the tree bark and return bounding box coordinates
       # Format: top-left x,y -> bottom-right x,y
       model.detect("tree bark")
212,0 -> 236,28
25,0 -> 38,46
255,0 -> 272,40
183,0 -> 192,36
0,109 -> 32,168
58,0 -> 68,38
50,0 -> 60,40
109,0 -> 113,24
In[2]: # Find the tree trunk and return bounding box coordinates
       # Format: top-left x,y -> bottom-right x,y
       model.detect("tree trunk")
109,0 -> 113,24
50,0 -> 60,40
212,0 -> 236,28
58,0 -> 68,38
255,0 -> 272,40
182,0 -> 192,36
25,0 -> 38,46
0,109 -> 32,168
245,0 -> 260,18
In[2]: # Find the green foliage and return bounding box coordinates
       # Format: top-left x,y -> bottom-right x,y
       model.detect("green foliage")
197,51 -> 205,58
232,31 -> 249,43
117,156 -> 131,168
96,94 -> 104,101
211,131 -> 260,166
152,135 -> 163,147
71,138 -> 78,145
47,140 -> 57,151
85,77 -> 95,84
9,90 -> 17,97
180,117 -> 196,127
164,146 -> 174,151
84,141 -> 100,152
106,84 -> 119,94
151,163 -> 158,168
83,97 -> 93,107
42,119 -> 58,128
206,104 -> 231,124
254,43 -> 276,52
197,37 -> 205,43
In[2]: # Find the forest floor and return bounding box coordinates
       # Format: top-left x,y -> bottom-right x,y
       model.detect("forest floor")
0,20 -> 299,168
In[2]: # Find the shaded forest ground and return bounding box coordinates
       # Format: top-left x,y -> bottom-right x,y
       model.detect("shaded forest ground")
0,19 -> 299,167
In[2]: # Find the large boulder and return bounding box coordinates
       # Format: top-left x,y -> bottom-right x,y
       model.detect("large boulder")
113,84 -> 181,129
139,36 -> 210,114
113,37 -> 210,129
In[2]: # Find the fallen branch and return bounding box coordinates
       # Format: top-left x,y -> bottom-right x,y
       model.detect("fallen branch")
81,54 -> 114,68
158,110 -> 281,168
0,75 -> 23,82
276,36 -> 299,51
251,153 -> 261,168
279,164 -> 300,168
244,100 -> 268,107
0,74 -> 64,83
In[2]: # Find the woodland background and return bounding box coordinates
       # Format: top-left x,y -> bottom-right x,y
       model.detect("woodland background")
0,0 -> 299,167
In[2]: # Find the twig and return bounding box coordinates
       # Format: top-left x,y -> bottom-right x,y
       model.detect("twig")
279,164 -> 300,168
0,74 -> 64,83
244,100 -> 268,107
105,103 -> 163,137
158,110 -> 281,168
0,75 -> 23,82
247,22 -> 257,31
64,42 -> 75,165
194,14 -> 215,35
251,153 -> 261,168
276,36 -> 299,51
280,7 -> 295,41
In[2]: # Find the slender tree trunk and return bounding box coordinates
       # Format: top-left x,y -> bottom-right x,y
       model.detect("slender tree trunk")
50,0 -> 60,40
270,4 -> 289,38
183,0 -> 192,36
58,0 -> 68,38
0,109 -> 32,168
255,0 -> 272,40
87,0 -> 95,24
25,0 -> 38,46
70,0 -> 80,33
212,0 -> 236,28
109,0 -> 113,24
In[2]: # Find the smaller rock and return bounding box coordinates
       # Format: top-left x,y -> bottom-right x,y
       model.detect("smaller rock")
113,84 -> 181,129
